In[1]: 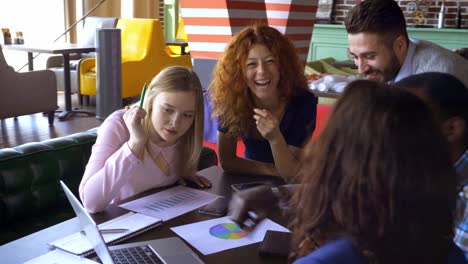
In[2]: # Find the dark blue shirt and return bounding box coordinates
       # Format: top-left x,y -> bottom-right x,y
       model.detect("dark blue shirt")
218,91 -> 317,163
293,238 -> 467,264
293,238 -> 366,264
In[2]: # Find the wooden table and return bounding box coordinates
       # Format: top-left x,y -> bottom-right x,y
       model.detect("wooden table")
0,166 -> 288,264
1,43 -> 96,121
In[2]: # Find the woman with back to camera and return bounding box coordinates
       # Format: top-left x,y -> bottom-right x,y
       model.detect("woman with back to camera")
209,23 -> 317,179
290,80 -> 465,263
80,66 -> 211,213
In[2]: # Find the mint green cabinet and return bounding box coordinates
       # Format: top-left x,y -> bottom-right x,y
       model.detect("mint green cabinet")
307,24 -> 468,62
308,25 -> 349,62
164,0 -> 179,40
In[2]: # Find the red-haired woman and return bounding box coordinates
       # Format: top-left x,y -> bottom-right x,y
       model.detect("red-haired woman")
209,23 -> 317,179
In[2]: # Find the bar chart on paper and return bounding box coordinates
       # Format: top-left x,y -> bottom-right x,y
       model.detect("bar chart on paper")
119,185 -> 219,221
145,191 -> 198,212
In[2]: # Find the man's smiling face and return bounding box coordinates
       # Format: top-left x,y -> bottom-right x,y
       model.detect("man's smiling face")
348,32 -> 402,82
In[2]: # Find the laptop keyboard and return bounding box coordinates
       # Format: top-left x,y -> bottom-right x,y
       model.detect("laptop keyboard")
110,245 -> 164,264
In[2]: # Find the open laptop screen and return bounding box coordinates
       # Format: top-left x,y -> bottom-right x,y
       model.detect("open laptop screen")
60,180 -> 116,263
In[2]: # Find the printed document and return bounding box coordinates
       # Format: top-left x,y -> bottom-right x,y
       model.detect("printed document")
171,216 -> 290,255
119,185 -> 219,221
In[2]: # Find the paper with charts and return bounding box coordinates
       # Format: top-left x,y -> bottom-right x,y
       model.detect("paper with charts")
119,185 -> 219,221
170,216 -> 290,255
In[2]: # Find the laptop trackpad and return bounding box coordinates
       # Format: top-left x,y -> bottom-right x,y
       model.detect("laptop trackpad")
164,253 -> 204,264
149,237 -> 204,264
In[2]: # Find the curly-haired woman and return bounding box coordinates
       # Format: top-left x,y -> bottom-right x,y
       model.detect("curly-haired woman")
209,23 -> 317,179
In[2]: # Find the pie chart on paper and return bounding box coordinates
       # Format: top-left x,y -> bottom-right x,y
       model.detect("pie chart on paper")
209,223 -> 249,239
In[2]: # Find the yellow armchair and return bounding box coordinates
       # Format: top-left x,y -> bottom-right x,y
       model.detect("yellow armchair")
167,16 -> 189,55
79,18 -> 192,99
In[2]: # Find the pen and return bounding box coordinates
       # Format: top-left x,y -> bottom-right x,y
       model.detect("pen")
139,83 -> 147,108
80,228 -> 129,235
100,228 -> 129,234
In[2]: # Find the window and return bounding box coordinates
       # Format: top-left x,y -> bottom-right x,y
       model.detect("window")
0,0 -> 65,71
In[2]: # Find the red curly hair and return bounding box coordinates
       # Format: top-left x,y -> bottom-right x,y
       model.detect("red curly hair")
209,23 -> 308,138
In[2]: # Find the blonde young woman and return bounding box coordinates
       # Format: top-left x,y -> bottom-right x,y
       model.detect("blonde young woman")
79,66 -> 211,213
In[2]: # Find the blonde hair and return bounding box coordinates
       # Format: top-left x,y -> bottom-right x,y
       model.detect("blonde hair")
140,66 -> 204,176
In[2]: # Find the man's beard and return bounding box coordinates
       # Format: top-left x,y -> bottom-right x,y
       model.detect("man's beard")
364,52 -> 401,83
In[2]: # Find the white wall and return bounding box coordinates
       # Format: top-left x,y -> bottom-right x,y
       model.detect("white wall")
0,0 -> 65,71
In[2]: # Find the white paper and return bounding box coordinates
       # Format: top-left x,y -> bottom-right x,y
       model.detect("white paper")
170,216 -> 290,255
24,249 -> 98,264
119,185 -> 219,221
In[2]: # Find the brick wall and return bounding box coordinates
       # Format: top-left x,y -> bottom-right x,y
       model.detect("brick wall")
331,0 -> 468,28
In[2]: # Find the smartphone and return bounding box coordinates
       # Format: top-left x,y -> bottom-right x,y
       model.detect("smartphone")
231,181 -> 273,192
198,197 -> 228,217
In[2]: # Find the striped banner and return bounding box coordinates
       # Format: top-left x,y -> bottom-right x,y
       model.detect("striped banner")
180,0 -> 318,61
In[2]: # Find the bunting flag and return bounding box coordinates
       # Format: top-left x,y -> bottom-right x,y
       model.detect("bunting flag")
180,0 -> 318,61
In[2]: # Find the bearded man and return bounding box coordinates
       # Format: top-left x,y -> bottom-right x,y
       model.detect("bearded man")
345,0 -> 468,87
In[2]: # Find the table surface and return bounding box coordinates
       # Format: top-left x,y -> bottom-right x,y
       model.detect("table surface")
165,39 -> 189,55
1,43 -> 95,54
0,166 -> 289,264
165,39 -> 189,47
312,90 -> 341,99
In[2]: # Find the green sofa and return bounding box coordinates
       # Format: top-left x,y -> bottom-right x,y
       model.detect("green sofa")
0,129 -> 218,245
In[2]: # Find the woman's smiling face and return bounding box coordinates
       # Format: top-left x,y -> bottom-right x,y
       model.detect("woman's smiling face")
244,44 -> 280,105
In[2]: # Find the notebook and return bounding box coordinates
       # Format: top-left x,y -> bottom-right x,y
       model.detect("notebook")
57,181 -> 204,264
50,182 -> 163,257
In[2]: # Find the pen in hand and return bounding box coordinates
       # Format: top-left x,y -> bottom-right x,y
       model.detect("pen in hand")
139,83 -> 147,108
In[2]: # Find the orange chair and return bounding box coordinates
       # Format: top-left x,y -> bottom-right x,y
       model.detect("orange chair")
79,18 -> 192,99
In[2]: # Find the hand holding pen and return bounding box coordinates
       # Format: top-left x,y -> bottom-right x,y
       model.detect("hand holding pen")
124,83 -> 148,158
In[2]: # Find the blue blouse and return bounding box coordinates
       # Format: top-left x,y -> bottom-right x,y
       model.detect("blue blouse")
294,238 -> 467,264
218,91 -> 318,163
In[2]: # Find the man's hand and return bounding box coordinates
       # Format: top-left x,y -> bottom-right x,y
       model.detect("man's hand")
228,185 -> 279,230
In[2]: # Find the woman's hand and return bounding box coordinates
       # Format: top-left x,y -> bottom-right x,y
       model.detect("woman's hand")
253,108 -> 281,143
183,174 -> 212,189
123,105 -> 147,158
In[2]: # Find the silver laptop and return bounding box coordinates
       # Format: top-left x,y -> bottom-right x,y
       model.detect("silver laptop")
60,181 -> 204,264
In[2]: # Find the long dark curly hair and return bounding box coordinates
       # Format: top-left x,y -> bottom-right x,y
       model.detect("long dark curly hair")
290,80 -> 457,263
